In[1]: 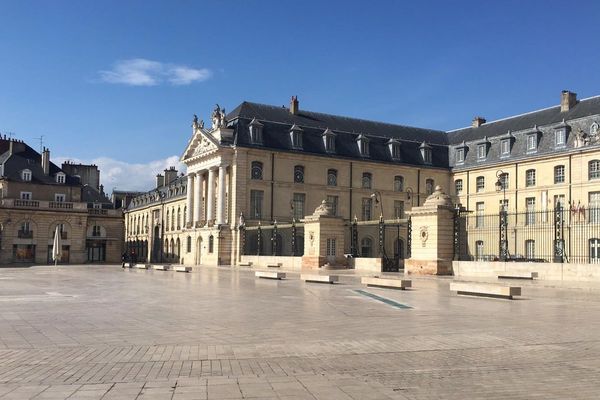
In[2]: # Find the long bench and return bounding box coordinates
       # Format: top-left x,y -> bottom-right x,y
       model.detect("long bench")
239,262 -> 253,267
135,264 -> 149,270
267,263 -> 282,268
301,274 -> 339,284
450,282 -> 521,299
152,265 -> 171,271
361,276 -> 411,290
255,271 -> 286,280
497,271 -> 538,280
174,266 -> 192,273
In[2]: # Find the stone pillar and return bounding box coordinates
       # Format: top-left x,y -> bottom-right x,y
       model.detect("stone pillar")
216,164 -> 227,225
193,172 -> 204,226
405,185 -> 455,275
206,168 -> 216,223
301,200 -> 347,269
186,173 -> 194,227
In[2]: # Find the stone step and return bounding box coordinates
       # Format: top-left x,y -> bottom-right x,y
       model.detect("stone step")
450,282 -> 521,299
301,274 -> 339,284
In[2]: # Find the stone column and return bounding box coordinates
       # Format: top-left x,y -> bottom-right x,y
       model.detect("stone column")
206,168 -> 216,223
216,165 -> 228,225
186,173 -> 194,227
405,185 -> 455,275
193,172 -> 204,226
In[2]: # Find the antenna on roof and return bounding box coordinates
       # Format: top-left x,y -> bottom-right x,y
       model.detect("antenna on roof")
34,135 -> 44,153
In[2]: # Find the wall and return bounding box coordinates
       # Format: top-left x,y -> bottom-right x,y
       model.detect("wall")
240,255 -> 303,270
453,260 -> 600,282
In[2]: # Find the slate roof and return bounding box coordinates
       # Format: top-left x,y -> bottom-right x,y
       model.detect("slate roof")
448,95 -> 600,144
82,185 -> 112,205
226,102 -> 449,168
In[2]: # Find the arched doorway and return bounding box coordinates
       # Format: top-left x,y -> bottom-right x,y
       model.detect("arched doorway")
195,237 -> 202,265
175,238 -> 181,263
152,226 -> 160,262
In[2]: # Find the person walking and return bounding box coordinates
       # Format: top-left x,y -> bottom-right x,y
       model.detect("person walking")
121,251 -> 129,268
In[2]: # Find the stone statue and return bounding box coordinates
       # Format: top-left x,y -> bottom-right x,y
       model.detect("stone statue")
211,104 -> 228,129
574,128 -> 587,148
192,114 -> 199,130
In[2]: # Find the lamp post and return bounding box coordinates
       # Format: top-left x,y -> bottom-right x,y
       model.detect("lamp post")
405,187 -> 414,208
370,191 -> 384,220
495,170 -> 508,261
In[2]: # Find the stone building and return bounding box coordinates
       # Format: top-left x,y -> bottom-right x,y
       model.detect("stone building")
0,138 -> 123,265
124,91 -> 600,269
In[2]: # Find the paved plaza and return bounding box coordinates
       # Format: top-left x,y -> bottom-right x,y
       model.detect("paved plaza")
0,266 -> 600,399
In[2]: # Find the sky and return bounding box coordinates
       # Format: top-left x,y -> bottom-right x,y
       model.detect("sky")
1,0 -> 600,191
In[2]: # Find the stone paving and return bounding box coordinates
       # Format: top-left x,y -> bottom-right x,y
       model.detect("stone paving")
1,265 -> 600,399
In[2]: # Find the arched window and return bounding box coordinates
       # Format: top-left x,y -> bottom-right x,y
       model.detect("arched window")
360,237 -> 373,257
394,176 -> 404,192
327,169 -> 337,186
362,172 -> 372,189
294,165 -> 304,183
208,235 -> 214,253
187,236 -> 192,253
164,239 -> 169,257
165,210 -> 170,231
170,239 -> 175,259
176,238 -> 180,259
425,179 -> 435,195
183,207 -> 186,225
171,208 -> 175,231
177,208 -> 181,230
589,160 -> 600,180
251,161 -> 263,180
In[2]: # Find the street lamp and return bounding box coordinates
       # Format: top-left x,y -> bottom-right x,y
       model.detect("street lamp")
370,191 -> 383,220
495,169 -> 508,261
405,187 -> 414,207
495,170 -> 507,207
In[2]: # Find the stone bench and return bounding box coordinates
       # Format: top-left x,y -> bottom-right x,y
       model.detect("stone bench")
301,274 -> 339,284
239,262 -> 253,267
135,264 -> 149,270
450,282 -> 521,299
152,265 -> 171,271
267,263 -> 282,268
174,266 -> 192,273
361,276 -> 411,290
497,271 -> 538,280
255,271 -> 286,280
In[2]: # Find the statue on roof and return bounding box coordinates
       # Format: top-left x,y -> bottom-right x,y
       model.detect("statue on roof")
211,104 -> 227,129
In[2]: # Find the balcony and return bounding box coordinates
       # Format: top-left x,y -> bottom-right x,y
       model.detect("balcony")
2,198 -> 87,212
17,230 -> 33,239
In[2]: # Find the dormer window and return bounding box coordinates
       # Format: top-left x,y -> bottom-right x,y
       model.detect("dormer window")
248,118 -> 263,144
21,169 -> 32,181
356,134 -> 370,157
419,142 -> 432,164
290,124 -> 303,149
526,128 -> 540,153
501,139 -> 510,156
456,148 -> 465,163
322,128 -> 336,153
476,137 -> 490,161
554,125 -> 569,148
387,139 -> 401,160
56,172 -> 65,184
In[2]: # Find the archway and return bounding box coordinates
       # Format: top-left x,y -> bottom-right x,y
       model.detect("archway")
195,237 -> 203,265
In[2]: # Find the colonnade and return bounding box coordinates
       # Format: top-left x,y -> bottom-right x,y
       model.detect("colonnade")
185,164 -> 229,227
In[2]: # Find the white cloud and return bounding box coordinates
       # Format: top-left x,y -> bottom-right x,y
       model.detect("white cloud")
56,155 -> 186,192
99,58 -> 212,86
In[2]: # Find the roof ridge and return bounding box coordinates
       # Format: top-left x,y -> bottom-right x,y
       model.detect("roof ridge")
447,94 -> 600,133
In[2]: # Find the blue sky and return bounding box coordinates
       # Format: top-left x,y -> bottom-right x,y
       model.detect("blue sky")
1,1 -> 600,190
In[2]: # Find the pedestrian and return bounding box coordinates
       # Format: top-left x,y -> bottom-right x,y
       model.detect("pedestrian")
130,249 -> 137,266
121,251 -> 129,268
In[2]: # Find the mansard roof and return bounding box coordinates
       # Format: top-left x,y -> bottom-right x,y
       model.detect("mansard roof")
448,95 -> 600,144
226,101 -> 449,168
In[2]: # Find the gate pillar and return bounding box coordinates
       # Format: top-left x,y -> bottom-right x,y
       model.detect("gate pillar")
405,186 -> 455,275
302,200 -> 347,269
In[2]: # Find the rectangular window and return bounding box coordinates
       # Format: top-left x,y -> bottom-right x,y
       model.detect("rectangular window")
475,240 -> 484,261
525,170 -> 536,187
250,190 -> 264,219
455,179 -> 463,195
477,144 -> 486,160
361,198 -> 373,221
456,148 -> 464,163
292,193 -> 305,220
501,139 -> 510,156
525,240 -> 535,260
394,200 -> 405,219
476,177 -> 485,193
590,192 -> 600,223
527,134 -> 537,152
555,130 -> 566,147
326,135 -> 335,152
55,194 -> 66,202
476,202 -> 484,228
326,238 -> 336,256
554,165 -> 565,184
526,197 -> 536,225
326,195 -> 338,216
20,192 -> 32,200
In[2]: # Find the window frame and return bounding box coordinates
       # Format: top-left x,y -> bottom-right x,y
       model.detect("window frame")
554,165 -> 565,184
525,169 -> 536,187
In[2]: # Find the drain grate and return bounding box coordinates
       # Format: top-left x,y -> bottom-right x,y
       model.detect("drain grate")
353,289 -> 412,309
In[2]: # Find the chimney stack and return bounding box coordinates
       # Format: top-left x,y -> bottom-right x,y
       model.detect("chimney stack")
472,116 -> 486,128
561,90 -> 577,112
290,95 -> 299,115
42,147 -> 50,175
163,166 -> 178,185
156,174 -> 164,188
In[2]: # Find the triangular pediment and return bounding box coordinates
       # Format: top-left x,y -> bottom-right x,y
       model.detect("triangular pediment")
181,128 -> 220,162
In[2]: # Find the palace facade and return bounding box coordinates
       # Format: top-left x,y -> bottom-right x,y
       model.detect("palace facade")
125,91 -> 600,266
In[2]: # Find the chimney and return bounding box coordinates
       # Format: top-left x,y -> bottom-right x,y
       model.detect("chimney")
472,116 -> 486,128
561,90 -> 577,112
163,166 -> 178,185
290,95 -> 299,115
156,174 -> 164,188
42,147 -> 50,175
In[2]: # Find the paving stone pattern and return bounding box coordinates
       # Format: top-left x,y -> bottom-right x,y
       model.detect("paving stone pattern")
1,266 -> 600,399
